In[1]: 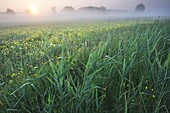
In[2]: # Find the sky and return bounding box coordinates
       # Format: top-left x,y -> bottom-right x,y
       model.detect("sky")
0,0 -> 170,14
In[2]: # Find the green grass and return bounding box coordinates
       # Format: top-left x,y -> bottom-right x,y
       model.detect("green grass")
0,19 -> 170,113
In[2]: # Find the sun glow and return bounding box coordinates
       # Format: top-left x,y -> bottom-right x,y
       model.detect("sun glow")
29,5 -> 39,15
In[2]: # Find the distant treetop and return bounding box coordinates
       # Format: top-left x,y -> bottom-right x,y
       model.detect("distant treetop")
135,3 -> 145,12
25,9 -> 31,15
51,6 -> 56,13
5,8 -> 15,15
61,6 -> 75,12
79,6 -> 106,12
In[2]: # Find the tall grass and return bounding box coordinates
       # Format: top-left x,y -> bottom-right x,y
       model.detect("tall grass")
0,19 -> 170,113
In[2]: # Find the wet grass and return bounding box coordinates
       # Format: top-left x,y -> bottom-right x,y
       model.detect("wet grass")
0,19 -> 170,113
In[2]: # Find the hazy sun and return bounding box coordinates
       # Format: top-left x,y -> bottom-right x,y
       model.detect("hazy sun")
29,5 -> 39,15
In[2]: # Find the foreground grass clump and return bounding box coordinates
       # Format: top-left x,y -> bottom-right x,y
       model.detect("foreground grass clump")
0,19 -> 170,113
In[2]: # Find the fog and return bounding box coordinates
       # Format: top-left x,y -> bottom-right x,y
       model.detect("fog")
0,11 -> 170,26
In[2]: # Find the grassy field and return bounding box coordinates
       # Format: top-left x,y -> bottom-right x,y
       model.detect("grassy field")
0,19 -> 170,113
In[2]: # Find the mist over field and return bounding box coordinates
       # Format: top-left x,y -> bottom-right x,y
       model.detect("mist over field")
0,11 -> 170,26
0,0 -> 169,26
1,0 -> 170,25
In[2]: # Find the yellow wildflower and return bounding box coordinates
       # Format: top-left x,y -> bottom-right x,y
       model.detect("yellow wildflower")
12,73 -> 15,77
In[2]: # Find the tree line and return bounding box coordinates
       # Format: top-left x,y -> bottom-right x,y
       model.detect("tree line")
1,3 -> 146,15
52,4 -> 145,13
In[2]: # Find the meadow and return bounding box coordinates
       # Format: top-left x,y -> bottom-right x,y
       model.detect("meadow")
0,18 -> 170,113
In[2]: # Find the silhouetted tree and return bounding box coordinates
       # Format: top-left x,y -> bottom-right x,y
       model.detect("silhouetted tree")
135,3 -> 145,12
79,6 -> 106,12
51,6 -> 56,13
62,6 -> 75,12
5,8 -> 15,15
25,9 -> 31,15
